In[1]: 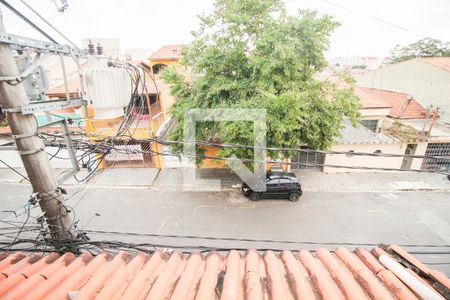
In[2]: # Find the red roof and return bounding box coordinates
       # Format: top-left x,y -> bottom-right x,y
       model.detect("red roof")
150,45 -> 184,61
355,87 -> 392,109
0,245 -> 448,299
358,87 -> 428,119
418,57 -> 450,72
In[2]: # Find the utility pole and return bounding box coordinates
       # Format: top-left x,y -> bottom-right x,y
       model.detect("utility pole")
0,10 -> 73,241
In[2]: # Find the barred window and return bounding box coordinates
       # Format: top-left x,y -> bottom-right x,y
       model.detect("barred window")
421,143 -> 450,172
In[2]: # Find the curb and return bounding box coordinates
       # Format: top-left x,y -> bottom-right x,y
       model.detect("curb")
2,180 -> 449,193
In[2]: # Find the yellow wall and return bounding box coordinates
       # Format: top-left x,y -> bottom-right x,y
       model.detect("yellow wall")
201,147 -> 226,168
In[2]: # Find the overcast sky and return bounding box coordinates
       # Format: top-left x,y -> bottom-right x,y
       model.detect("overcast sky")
2,0 -> 450,58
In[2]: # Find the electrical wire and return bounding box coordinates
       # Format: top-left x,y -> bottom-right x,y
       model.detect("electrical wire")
18,0 -> 79,48
40,136 -> 450,175
81,229 -> 450,249
0,0 -> 58,43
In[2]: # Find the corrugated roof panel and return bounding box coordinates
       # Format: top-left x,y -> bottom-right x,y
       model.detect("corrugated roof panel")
336,119 -> 395,144
0,245 -> 448,300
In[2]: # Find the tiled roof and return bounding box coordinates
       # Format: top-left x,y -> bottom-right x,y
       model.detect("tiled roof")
358,87 -> 427,119
149,45 -> 185,61
418,57 -> 450,72
0,245 -> 448,299
337,119 -> 395,144
355,87 -> 392,109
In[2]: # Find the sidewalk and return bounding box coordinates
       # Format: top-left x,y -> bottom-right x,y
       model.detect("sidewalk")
0,168 -> 160,187
1,167 -> 448,192
152,168 -> 450,192
293,170 -> 450,192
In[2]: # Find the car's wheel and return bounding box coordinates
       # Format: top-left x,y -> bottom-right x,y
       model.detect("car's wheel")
289,192 -> 300,202
249,193 -> 260,201
241,186 -> 251,196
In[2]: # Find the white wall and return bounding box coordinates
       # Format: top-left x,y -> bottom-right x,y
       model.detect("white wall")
357,60 -> 450,123
410,142 -> 428,170
360,108 -> 390,118
324,143 -> 406,173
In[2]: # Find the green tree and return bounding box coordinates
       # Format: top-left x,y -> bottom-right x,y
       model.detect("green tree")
390,38 -> 450,63
162,0 -> 360,164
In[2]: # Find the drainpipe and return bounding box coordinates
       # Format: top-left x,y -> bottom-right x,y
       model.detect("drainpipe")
378,254 -> 445,300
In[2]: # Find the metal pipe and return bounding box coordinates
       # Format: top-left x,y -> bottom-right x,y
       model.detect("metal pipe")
378,254 -> 444,300
59,54 -> 70,102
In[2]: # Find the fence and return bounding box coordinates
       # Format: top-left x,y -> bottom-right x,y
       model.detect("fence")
421,142 -> 450,173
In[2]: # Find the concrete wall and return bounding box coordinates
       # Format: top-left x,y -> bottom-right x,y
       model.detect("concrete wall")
357,60 -> 450,123
410,142 -> 428,170
324,143 -> 406,173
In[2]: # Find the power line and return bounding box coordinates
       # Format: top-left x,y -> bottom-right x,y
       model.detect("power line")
18,0 -> 79,48
41,134 -> 450,175
82,229 -> 450,249
0,158 -> 30,182
316,0 -> 424,38
0,0 -> 58,43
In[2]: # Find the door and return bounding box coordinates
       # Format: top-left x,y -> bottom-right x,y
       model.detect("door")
278,178 -> 293,197
264,178 -> 280,198
401,144 -> 417,170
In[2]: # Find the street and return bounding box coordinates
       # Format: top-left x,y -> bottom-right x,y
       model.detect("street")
1,181 -> 449,275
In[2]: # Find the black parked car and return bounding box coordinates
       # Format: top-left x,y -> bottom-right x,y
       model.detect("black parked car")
241,171 -> 302,201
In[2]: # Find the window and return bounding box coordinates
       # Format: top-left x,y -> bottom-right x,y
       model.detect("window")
279,178 -> 291,185
152,63 -> 167,74
360,120 -> 378,132
267,179 -> 279,187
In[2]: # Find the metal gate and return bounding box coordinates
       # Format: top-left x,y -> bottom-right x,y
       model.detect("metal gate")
421,142 -> 450,173
103,140 -> 155,168
291,147 -> 325,170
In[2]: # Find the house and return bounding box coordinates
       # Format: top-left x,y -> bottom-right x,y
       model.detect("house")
357,57 -> 450,123
321,87 -> 434,173
148,44 -> 185,75
0,245 -> 448,299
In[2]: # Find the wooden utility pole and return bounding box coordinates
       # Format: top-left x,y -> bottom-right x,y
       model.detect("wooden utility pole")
0,11 -> 73,241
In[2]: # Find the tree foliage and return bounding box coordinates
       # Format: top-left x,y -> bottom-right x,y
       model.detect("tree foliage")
390,38 -> 450,63
162,0 -> 360,164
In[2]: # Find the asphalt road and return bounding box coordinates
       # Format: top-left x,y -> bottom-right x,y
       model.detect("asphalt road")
1,182 -> 450,275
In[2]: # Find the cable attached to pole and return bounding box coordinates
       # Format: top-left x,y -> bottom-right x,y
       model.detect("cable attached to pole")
0,0 -> 58,43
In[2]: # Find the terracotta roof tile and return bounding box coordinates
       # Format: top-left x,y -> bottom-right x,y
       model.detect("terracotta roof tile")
149,45 -> 185,61
355,87 -> 392,109
418,57 -> 450,71
0,246 -> 447,299
358,87 -> 428,119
